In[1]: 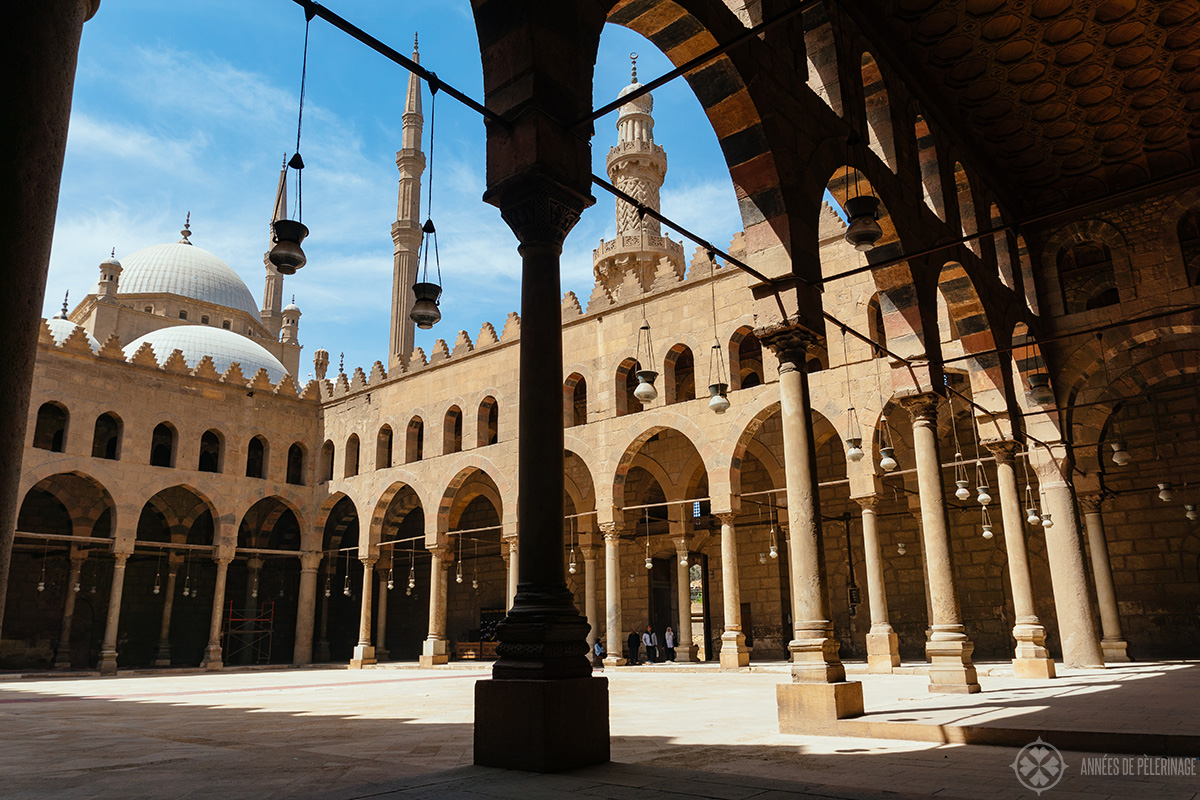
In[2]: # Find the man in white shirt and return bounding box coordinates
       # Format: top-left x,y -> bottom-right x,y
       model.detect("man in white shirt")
642,625 -> 658,663
664,626 -> 676,661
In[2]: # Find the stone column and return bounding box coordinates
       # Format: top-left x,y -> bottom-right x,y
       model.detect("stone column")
152,560 -> 180,667
504,536 -> 518,613
716,512 -> 749,669
582,545 -> 598,663
673,538 -> 697,661
0,0 -> 101,645
293,551 -> 321,665
987,441 -> 1055,678
315,561 -> 331,662
351,556 -> 377,668
855,496 -> 900,672
601,524 -> 626,667
239,556 -> 263,665
420,545 -> 449,666
901,394 -> 980,693
200,556 -> 232,671
98,550 -> 129,675
1079,494 -> 1129,663
1032,445 -> 1105,668
54,550 -> 85,669
375,567 -> 390,661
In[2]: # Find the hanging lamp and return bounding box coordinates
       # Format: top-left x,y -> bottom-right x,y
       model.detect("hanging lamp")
1041,512 -> 1053,529
878,419 -> 898,472
182,553 -> 192,598
471,538 -> 479,590
251,572 -> 259,599
36,538 -> 47,593
1097,335 -> 1130,466
975,461 -> 992,506
896,541 -> 906,556
768,496 -> 779,559
269,8 -> 315,275
633,259 -> 659,403
980,506 -> 994,539
411,82 -> 444,329
841,137 -> 883,252
839,328 -> 863,460
705,251 -> 731,413
407,546 -> 416,596
643,510 -> 653,570
343,550 -> 352,597
1186,504 -> 1198,521
568,516 -> 577,575
387,566 -> 394,592
1158,482 -> 1175,502
455,533 -> 464,584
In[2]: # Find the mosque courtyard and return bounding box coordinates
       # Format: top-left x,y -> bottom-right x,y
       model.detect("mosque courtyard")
1,662 -> 1197,799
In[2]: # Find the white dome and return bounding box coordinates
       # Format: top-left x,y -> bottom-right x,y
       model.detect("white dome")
47,318 -> 100,352
124,325 -> 288,383
618,81 -> 652,117
118,242 -> 259,317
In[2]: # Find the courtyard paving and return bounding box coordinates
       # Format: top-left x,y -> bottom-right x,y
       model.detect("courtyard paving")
0,662 -> 1196,799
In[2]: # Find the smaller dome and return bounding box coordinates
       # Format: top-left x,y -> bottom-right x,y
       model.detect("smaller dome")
101,256 -> 122,269
283,302 -> 301,314
618,81 -> 653,117
46,318 -> 100,352
124,325 -> 288,383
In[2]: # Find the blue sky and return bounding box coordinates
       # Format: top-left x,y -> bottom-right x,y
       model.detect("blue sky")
49,1 -> 747,376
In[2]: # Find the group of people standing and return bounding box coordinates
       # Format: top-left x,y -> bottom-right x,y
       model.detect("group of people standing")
626,625 -> 676,664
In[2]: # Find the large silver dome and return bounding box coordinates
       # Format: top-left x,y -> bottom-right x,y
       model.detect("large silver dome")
118,241 -> 259,317
124,325 -> 287,383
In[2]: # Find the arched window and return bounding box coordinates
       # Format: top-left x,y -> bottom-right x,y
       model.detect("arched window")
33,402 -> 68,452
861,51 -> 896,171
915,113 -> 945,221
197,429 -> 221,472
152,423 -> 178,468
406,417 -> 424,462
953,162 -> 980,255
664,344 -> 695,404
179,310 -> 188,320
444,406 -> 463,454
992,204 -> 1016,290
802,3 -> 841,115
376,425 -> 393,470
345,434 -> 360,478
287,443 -> 305,485
564,373 -> 587,427
246,435 -> 267,479
478,397 -> 499,446
92,412 -> 121,460
867,294 -> 888,351
1178,208 -> 1200,286
320,440 -> 335,482
729,327 -> 764,390
200,315 -> 210,325
616,358 -> 641,417
1058,242 -> 1119,313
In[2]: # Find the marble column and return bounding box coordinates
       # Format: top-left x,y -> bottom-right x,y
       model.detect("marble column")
505,537 -> 518,613
601,524 -> 626,667
583,545 -> 598,663
1032,445 -> 1105,668
1080,494 -> 1129,663
673,538 -> 696,661
200,556 -> 232,671
987,441 -> 1056,678
0,0 -> 101,644
54,550 -> 85,669
351,556 -> 377,668
375,567 -> 390,661
152,562 -> 179,667
901,393 -> 980,693
293,551 -> 321,665
856,496 -> 900,672
419,545 -> 448,666
315,561 -> 331,662
98,550 -> 129,676
717,512 -> 749,669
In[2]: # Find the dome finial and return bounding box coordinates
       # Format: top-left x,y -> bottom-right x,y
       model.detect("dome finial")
180,212 -> 192,245
111,247 -> 116,258
630,52 -> 638,84
414,32 -> 418,54
339,351 -> 345,375
58,291 -> 69,319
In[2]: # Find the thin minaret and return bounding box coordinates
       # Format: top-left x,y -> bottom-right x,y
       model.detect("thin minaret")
262,158 -> 288,338
390,33 -> 425,370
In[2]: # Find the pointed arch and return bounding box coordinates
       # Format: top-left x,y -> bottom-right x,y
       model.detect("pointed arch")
444,406 -> 463,454
953,162 -> 980,255
197,429 -> 221,473
728,326 -> 763,390
861,51 -> 896,171
477,396 -> 499,447
91,412 -> 122,460
564,372 -> 588,427
406,416 -> 424,463
344,434 -> 360,478
376,424 -> 394,470
914,112 -> 945,221
664,344 -> 696,404
33,402 -> 68,453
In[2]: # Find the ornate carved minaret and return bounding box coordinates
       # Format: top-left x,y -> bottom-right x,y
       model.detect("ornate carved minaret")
261,159 -> 288,338
390,34 -> 425,371
591,54 -> 684,304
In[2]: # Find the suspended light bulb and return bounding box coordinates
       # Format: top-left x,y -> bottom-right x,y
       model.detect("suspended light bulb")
387,568 -> 394,592
769,544 -> 779,559
1027,506 -> 1041,526
955,480 -> 971,501
976,484 -> 992,506
1027,372 -> 1055,406
1158,483 -> 1174,502
634,369 -> 659,402
1186,504 -> 1198,521
708,383 -> 730,414
843,195 -> 883,252
644,555 -> 653,570
981,506 -> 994,539
1110,441 -> 1131,466
73,581 -> 81,593
1041,512 -> 1053,529
846,439 -> 865,462
37,580 -> 45,593
896,542 -> 906,556
679,553 -> 688,567
879,446 -> 898,472
324,575 -> 331,599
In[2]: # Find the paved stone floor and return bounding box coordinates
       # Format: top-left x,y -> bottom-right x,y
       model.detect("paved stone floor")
0,662 -> 1197,799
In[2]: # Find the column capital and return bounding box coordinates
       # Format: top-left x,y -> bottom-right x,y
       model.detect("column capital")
714,511 -> 737,527
488,173 -> 592,248
754,322 -> 818,369
361,555 -> 379,568
599,522 -> 624,541
673,536 -> 691,553
899,392 -> 940,421
853,494 -> 880,511
1078,493 -> 1105,513
214,555 -> 234,567
300,551 -> 322,572
982,438 -> 1019,462
581,544 -> 599,560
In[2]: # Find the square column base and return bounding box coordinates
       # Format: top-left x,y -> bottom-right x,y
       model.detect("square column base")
778,681 -> 864,734
475,677 -> 610,772
927,639 -> 980,693
674,644 -> 698,662
350,644 -> 376,669
98,650 -> 117,676
719,631 -> 749,670
866,631 -> 900,673
1013,657 -> 1057,679
602,655 -> 626,668
420,638 -> 448,667
1102,639 -> 1130,663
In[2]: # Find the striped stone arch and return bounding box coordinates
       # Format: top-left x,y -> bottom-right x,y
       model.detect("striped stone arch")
237,496 -> 303,551
315,492 -> 358,544
369,481 -> 424,552
19,471 -> 115,536
612,423 -> 709,513
607,0 -> 793,257
728,399 -> 840,498
564,449 -> 597,520
936,261 -> 1004,407
438,467 -> 503,534
1011,321 -> 1052,407
1039,217 -> 1132,315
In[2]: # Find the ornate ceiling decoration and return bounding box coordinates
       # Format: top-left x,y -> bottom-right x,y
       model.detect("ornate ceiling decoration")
868,0 -> 1200,209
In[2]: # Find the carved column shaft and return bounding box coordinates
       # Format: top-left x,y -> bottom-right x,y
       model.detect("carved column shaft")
1080,495 -> 1129,663
602,526 -> 626,667
293,552 -> 321,665
201,556 -> 232,671
55,553 -> 85,669
856,496 -> 899,672
98,551 -> 129,676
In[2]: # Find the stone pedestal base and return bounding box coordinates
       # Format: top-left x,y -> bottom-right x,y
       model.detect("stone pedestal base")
1013,657 -> 1057,679
201,645 -> 223,672
602,655 -> 626,668
375,647 -> 389,662
1102,639 -> 1130,663
98,650 -> 117,676
350,644 -> 376,669
419,638 -> 448,667
152,657 -> 171,667
778,681 -> 864,734
475,677 -> 610,772
866,631 -> 900,673
927,639 -> 980,693
315,640 -> 331,663
719,631 -> 749,670
674,644 -> 698,662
